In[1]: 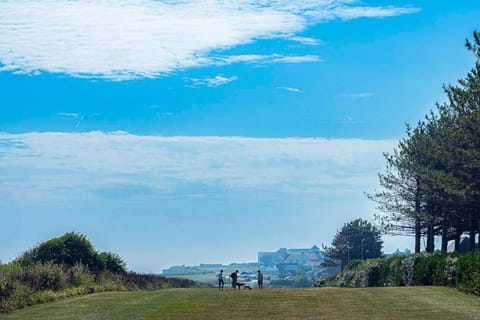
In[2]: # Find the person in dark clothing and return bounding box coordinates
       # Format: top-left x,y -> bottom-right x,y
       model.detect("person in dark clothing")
230,270 -> 239,289
257,270 -> 264,289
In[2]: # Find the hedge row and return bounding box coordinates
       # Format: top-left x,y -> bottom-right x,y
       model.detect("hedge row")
0,262 -> 196,312
328,251 -> 480,295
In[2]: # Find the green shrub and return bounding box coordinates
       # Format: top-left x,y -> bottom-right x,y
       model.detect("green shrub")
344,259 -> 364,271
429,253 -> 448,285
388,257 -> 404,286
330,253 -> 449,288
456,251 -> 480,295
408,253 -> 447,286
23,263 -> 67,291
99,252 -> 127,273
16,232 -> 105,272
67,263 -> 95,287
0,233 -> 197,313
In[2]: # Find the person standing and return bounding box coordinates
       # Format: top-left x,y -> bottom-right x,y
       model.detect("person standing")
230,270 -> 239,289
217,269 -> 224,291
257,270 -> 264,289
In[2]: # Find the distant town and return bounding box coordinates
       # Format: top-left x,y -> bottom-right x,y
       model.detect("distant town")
162,246 -> 412,287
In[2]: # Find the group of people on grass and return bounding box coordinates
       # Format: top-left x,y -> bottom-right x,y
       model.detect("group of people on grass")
216,269 -> 263,291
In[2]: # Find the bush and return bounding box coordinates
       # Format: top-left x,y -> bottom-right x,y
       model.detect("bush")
22,263 -> 67,291
67,263 -> 95,287
17,232 -> 105,272
344,259 -> 363,271
0,232 -> 197,313
99,252 -> 127,273
456,252 -> 480,295
0,262 -> 196,313
327,251 -> 480,296
292,275 -> 311,288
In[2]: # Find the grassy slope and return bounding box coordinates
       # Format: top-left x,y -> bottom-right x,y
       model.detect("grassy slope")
1,287 -> 480,320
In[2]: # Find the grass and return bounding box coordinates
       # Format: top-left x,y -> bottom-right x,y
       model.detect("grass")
1,287 -> 480,319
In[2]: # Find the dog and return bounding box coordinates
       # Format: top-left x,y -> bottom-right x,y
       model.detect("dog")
236,282 -> 252,290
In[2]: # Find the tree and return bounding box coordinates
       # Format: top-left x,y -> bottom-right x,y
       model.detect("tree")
368,122 -> 430,253
17,232 -> 106,272
99,252 -> 127,273
370,31 -> 480,253
323,219 -> 383,270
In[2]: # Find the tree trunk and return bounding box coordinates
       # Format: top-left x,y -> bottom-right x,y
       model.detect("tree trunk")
426,223 -> 435,253
415,217 -> 421,253
441,221 -> 448,252
415,179 -> 421,253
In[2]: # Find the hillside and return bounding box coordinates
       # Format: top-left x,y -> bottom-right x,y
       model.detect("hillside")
2,287 -> 480,320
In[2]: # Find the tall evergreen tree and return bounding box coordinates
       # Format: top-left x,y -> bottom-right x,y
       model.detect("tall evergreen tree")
371,31 -> 480,252
323,219 -> 383,270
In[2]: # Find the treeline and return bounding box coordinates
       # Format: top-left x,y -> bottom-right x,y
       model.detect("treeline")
327,251 -> 480,296
0,232 -> 195,312
370,31 -> 480,253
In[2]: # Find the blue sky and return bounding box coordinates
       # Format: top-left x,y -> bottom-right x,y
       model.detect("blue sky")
0,0 -> 479,272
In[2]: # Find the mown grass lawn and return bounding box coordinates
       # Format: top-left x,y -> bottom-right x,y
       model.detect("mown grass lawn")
1,287 -> 480,320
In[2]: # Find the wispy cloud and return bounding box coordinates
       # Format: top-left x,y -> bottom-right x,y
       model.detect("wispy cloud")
289,36 -> 324,46
58,112 -> 84,128
57,112 -> 100,128
0,1 -> 419,80
338,115 -> 365,125
57,112 -> 81,118
271,55 -> 322,64
214,54 -> 322,65
338,92 -> 374,99
277,86 -> 302,93
333,6 -> 420,20
184,75 -> 238,88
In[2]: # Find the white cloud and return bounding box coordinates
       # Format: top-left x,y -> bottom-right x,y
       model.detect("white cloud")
289,36 -> 324,46
277,86 -> 302,93
0,131 -> 396,202
184,75 -> 238,88
271,55 -> 323,63
333,6 -> 420,20
214,54 -> 322,65
0,0 -> 419,80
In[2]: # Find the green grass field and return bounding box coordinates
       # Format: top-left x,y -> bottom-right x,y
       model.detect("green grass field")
1,287 -> 480,320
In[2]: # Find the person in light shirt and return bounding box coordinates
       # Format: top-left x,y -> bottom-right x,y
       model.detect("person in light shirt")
217,269 -> 224,291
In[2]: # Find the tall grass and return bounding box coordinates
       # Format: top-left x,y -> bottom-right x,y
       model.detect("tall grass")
0,261 -> 195,312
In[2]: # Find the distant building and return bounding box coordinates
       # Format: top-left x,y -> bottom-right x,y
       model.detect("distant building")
258,245 -> 324,271
447,237 -> 475,253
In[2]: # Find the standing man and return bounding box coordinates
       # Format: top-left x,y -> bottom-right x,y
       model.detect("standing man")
230,270 -> 239,289
217,269 -> 224,291
257,270 -> 264,289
